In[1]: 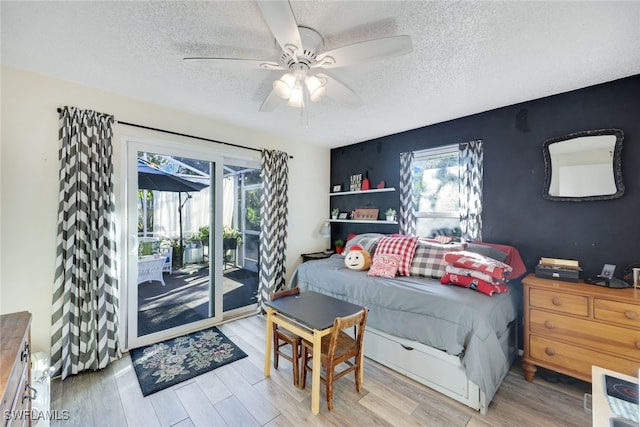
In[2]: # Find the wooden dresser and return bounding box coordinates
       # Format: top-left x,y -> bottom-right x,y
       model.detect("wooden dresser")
522,274 -> 640,383
1,311 -> 33,427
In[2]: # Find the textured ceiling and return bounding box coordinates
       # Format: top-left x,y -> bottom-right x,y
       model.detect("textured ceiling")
2,1 -> 639,148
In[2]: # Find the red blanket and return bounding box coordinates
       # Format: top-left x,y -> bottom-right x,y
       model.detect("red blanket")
473,242 -> 527,279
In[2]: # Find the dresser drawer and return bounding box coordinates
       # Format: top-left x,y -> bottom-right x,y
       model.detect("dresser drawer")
528,335 -> 640,381
529,309 -> 640,360
529,288 -> 588,316
594,298 -> 640,329
7,362 -> 30,427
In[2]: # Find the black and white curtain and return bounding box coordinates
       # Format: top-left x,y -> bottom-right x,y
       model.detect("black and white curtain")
51,107 -> 120,379
258,150 -> 289,313
459,140 -> 483,241
399,152 -> 416,235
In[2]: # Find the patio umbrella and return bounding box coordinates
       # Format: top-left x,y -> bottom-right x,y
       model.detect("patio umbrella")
138,159 -> 207,193
137,159 -> 209,266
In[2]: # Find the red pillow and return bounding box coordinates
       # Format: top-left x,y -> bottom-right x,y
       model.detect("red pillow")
441,273 -> 509,296
443,250 -> 513,281
444,265 -> 506,285
374,236 -> 418,276
368,254 -> 401,278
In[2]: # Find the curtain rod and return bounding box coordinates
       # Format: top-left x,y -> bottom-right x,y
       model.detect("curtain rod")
56,108 -> 293,159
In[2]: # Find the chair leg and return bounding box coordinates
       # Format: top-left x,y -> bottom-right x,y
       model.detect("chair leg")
273,335 -> 279,370
292,341 -> 299,387
326,364 -> 334,411
300,347 -> 308,390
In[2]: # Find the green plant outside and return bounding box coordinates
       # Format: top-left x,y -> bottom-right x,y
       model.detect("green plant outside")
223,226 -> 242,244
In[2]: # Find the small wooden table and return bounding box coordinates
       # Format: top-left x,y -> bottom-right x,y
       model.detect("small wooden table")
264,291 -> 364,415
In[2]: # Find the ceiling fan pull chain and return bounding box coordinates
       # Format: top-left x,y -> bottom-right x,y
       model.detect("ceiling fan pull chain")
301,86 -> 310,128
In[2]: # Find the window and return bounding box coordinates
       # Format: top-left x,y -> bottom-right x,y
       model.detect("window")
413,144 -> 461,238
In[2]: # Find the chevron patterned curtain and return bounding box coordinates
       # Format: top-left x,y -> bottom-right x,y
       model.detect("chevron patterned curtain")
51,107 -> 121,379
399,152 -> 416,235
459,140 -> 483,241
258,150 -> 289,313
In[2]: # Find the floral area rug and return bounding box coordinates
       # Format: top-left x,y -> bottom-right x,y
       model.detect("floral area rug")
130,326 -> 248,396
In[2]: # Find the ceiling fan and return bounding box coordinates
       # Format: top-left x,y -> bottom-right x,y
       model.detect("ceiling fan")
184,0 -> 412,112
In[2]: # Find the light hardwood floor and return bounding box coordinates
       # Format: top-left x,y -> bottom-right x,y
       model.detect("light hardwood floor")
51,314 -> 592,426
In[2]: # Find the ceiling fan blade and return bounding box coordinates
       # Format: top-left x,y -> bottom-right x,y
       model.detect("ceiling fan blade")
257,0 -> 302,54
314,35 -> 412,69
317,73 -> 363,109
183,57 -> 283,70
259,88 -> 285,112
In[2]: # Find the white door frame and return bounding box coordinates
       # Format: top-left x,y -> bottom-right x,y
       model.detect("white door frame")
123,137 -> 224,350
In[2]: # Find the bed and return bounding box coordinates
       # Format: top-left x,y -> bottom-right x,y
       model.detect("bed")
290,239 -> 525,414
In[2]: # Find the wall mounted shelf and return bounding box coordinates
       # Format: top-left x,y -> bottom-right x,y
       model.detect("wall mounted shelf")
328,219 -> 398,224
329,187 -> 396,196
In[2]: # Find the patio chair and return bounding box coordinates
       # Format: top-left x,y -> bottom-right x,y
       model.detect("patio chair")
137,256 -> 166,286
159,246 -> 172,274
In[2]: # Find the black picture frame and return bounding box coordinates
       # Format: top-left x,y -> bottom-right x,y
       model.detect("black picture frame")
350,174 -> 362,191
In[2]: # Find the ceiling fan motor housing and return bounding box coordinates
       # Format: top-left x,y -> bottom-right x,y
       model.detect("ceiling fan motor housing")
278,26 -> 324,69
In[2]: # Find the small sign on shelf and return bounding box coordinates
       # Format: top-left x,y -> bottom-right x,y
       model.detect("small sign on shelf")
349,174 -> 362,191
352,208 -> 379,220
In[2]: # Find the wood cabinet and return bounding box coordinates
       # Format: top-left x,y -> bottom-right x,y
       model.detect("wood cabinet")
1,311 -> 32,427
521,274 -> 640,383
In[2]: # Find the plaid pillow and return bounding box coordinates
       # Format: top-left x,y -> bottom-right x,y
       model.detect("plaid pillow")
410,241 -> 465,278
374,236 -> 418,276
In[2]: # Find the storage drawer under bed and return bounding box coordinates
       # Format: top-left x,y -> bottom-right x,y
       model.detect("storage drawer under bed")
363,327 -> 472,398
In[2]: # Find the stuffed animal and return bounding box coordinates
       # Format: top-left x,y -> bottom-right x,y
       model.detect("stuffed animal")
344,245 -> 371,270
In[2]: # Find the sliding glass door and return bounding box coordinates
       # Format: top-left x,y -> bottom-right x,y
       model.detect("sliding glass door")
221,161 -> 261,317
126,139 -> 223,349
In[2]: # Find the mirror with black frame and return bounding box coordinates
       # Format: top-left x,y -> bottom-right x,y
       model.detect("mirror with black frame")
542,128 -> 624,202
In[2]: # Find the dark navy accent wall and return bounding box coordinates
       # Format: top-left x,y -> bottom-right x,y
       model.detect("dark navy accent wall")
330,75 -> 640,280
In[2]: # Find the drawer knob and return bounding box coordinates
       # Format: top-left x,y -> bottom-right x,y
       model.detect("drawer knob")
552,297 -> 562,306
400,344 -> 414,351
624,311 -> 637,320
545,347 -> 556,356
635,341 -> 640,350
544,320 -> 555,329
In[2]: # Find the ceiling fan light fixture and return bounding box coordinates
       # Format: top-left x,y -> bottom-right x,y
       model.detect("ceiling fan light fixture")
287,85 -> 305,108
273,73 -> 296,99
305,75 -> 326,102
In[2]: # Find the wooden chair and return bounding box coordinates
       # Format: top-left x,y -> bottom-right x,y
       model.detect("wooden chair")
270,287 -> 302,386
300,307 -> 368,410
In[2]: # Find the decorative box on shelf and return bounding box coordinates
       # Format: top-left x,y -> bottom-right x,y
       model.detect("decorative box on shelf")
534,257 -> 581,282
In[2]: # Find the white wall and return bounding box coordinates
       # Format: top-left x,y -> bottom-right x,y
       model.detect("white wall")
0,66 -> 330,355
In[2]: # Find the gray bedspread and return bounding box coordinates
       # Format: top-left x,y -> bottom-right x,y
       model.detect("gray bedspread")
290,255 -> 520,402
